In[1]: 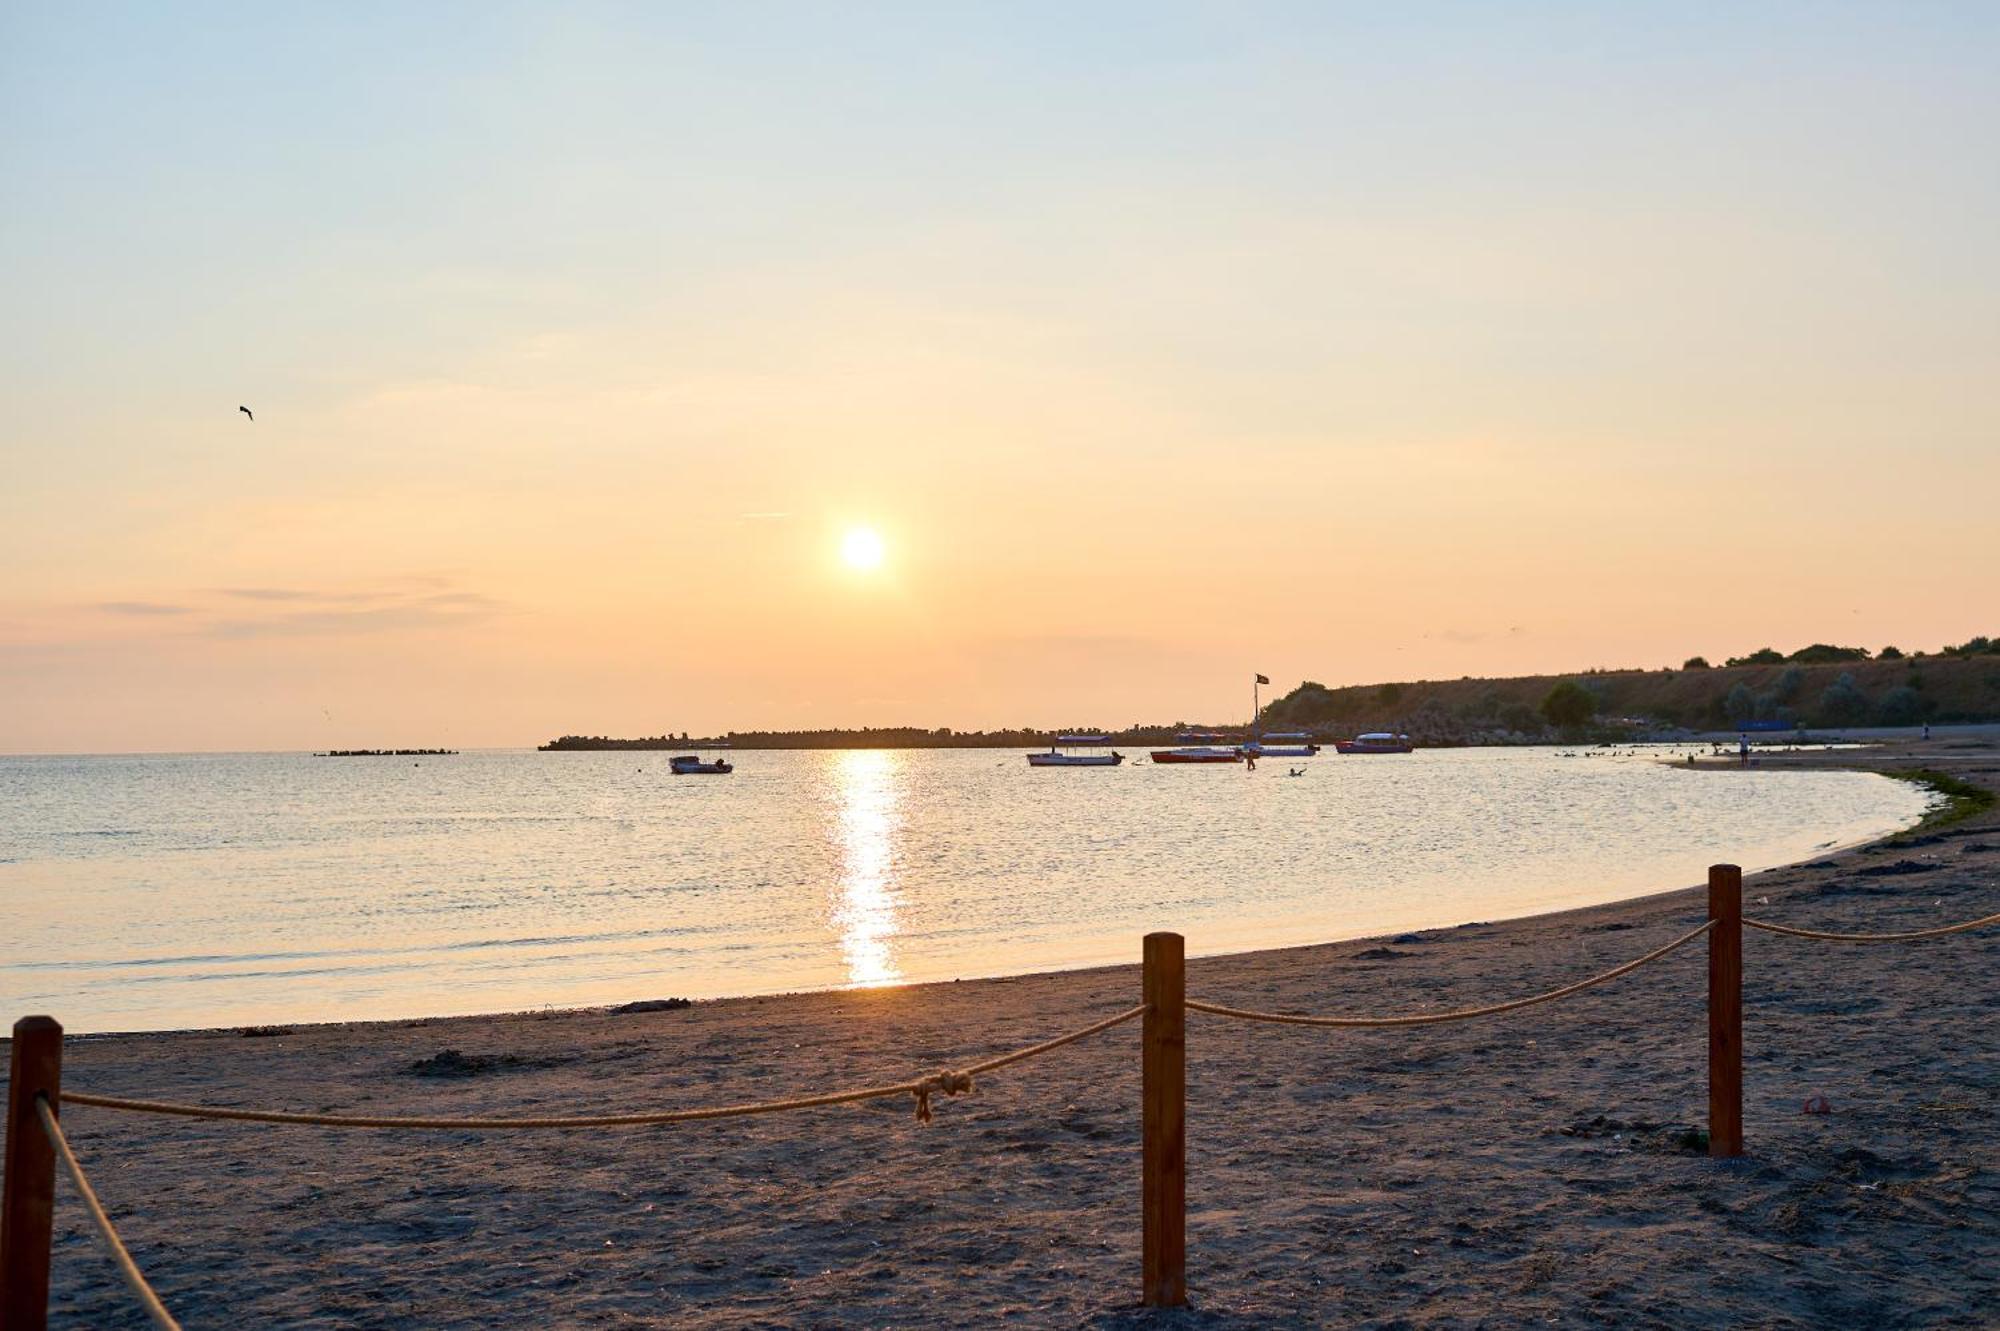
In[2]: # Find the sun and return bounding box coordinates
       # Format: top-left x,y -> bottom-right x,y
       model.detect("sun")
840,526 -> 886,571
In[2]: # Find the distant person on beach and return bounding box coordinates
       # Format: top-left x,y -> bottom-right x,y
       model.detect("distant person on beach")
1739,733 -> 1750,764
1923,723 -> 1931,740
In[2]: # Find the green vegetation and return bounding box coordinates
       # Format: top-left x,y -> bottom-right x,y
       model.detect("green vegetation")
1787,643 -> 1872,664
1883,769 -> 1997,835
1682,656 -> 1710,670
1260,645 -> 2000,744
1540,680 -> 1596,728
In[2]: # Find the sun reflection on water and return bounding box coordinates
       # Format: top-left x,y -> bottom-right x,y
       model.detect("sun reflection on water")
829,749 -> 903,986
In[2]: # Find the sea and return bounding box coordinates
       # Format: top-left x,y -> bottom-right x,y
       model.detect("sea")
0,746 -> 1930,1033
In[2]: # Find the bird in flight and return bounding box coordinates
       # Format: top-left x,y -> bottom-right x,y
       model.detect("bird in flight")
239,406 -> 254,421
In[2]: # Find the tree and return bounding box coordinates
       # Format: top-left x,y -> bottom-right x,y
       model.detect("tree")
1726,648 -> 1786,666
1541,680 -> 1595,729
1787,643 -> 1870,664
1724,682 -> 1756,724
1683,656 -> 1711,670
1875,685 -> 1925,726
1878,645 -> 1903,660
1818,672 -> 1871,726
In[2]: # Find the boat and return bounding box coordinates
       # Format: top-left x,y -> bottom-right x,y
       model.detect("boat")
1150,732 -> 1245,764
1335,732 -> 1413,755
1240,730 -> 1320,758
669,753 -> 734,774
1026,735 -> 1125,767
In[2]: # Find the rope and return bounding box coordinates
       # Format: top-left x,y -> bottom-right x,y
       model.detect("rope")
59,1004 -> 1148,1130
1745,911 -> 2000,944
37,1096 -> 184,1331
1186,922 -> 1713,1028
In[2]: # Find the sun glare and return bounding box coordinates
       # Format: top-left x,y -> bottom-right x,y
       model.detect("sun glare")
840,526 -> 886,571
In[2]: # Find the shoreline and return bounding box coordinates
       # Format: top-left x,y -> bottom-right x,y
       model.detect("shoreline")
21,736 -> 2000,1325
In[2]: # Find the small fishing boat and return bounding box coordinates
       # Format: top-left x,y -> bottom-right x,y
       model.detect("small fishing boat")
1026,735 -> 1125,767
669,753 -> 734,774
1335,732 -> 1413,755
1240,731 -> 1320,758
1150,732 -> 1245,764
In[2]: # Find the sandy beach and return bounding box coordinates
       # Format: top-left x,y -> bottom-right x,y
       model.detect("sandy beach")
19,738 -> 1998,1328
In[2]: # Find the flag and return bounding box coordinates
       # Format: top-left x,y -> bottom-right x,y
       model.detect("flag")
1255,673 -> 1270,685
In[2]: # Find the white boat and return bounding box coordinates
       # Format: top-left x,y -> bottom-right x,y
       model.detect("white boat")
1336,732 -> 1413,755
1150,732 -> 1244,764
1240,730 -> 1320,758
1027,735 -> 1125,767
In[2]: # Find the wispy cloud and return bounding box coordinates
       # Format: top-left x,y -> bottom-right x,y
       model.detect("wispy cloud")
85,582 -> 506,640
215,587 -> 390,604
95,601 -> 193,616
205,593 -> 504,639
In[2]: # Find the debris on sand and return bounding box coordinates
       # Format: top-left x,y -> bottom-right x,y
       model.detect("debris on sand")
1854,859 -> 1935,877
610,997 -> 693,1015
405,1049 -> 570,1078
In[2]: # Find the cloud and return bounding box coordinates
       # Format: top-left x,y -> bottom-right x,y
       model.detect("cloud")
95,601 -> 193,616
205,595 -> 504,639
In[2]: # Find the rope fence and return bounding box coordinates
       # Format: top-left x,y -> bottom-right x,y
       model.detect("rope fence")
1744,910 -> 2000,944
3,863 -> 1993,1326
56,1005 -> 1147,1133
34,1097 -> 182,1331
1187,921 -> 1714,1028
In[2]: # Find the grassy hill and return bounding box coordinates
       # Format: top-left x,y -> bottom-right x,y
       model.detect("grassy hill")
1260,644 -> 2000,745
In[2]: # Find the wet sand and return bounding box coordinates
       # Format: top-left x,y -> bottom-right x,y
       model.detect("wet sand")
19,739 -> 1999,1327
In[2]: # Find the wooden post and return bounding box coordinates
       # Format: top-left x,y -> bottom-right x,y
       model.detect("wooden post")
1141,932 -> 1186,1307
1707,866 -> 1744,1159
3,1016 -> 62,1331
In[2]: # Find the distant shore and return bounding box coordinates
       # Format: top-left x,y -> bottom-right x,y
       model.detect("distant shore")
538,721 -> 2000,752
30,734 -> 1999,1326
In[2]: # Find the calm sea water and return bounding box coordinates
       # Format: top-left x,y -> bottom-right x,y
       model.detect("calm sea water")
0,747 -> 1928,1033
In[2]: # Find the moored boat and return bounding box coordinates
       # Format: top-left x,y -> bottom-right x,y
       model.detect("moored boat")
1027,735 -> 1125,767
1151,732 -> 1245,764
1240,731 -> 1320,758
669,753 -> 734,774
1335,732 -> 1413,755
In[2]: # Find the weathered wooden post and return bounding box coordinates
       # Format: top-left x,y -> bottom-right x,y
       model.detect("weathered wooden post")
1707,866 -> 1744,1158
3,1016 -> 63,1331
1141,932 -> 1186,1307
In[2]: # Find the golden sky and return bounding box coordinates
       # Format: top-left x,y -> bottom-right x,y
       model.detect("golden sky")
4,5 -> 1997,752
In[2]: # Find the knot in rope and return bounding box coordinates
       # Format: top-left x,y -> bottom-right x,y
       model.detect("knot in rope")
911,1070 -> 975,1123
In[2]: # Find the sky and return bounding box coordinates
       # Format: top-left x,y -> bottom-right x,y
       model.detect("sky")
4,3 -> 1997,753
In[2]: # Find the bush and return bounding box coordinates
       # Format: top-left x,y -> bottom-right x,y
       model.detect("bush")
1497,701 -> 1541,733
1818,672 -> 1872,726
1376,682 -> 1405,705
1724,682 -> 1756,724
1878,646 -> 1903,660
1787,643 -> 1870,664
1726,648 -> 1785,666
1682,656 -> 1710,670
1771,667 -> 1807,704
1874,685 -> 1926,726
1943,635 -> 1998,657
1541,680 -> 1596,728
